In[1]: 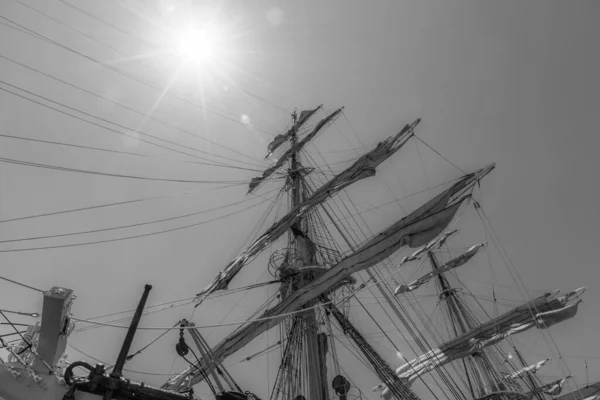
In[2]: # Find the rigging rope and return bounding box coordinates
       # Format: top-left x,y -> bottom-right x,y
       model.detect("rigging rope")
0,186 -> 243,225
0,189 -> 280,244
304,148 -> 467,398
79,275 -> 283,327
332,156 -> 474,396
0,196 -> 273,253
0,308 -> 39,318
71,184 -> 287,332
204,271 -> 273,341
0,331 -> 27,339
318,176 -> 467,230
0,133 -> 263,172
70,262 -> 430,331
326,301 -> 419,400
0,157 -> 249,184
475,205 -> 580,393
0,310 -> 30,346
8,0 -> 168,85
0,310 -> 53,373
0,275 -> 44,293
0,79 -> 266,170
126,324 -> 178,363
413,136 -> 465,175
67,343 -> 197,377
58,0 -> 157,48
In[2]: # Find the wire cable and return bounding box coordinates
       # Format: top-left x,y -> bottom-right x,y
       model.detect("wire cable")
0,195 -> 274,252
81,280 -> 284,325
0,331 -> 27,339
0,156 -> 248,184
0,310 -> 31,348
0,80 -> 266,169
0,189 -> 278,243
125,324 -> 178,362
69,257 -> 437,331
0,308 -> 39,317
9,0 -> 165,79
58,0 -> 160,49
0,275 -> 44,292
0,187 -> 229,224
0,133 -> 262,172
414,136 -> 465,174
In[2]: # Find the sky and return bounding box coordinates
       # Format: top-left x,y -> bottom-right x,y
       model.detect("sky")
1,0 -> 600,399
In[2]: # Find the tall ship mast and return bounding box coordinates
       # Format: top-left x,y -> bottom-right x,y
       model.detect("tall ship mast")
1,107 -> 595,400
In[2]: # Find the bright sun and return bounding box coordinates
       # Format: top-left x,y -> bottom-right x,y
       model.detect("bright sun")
173,24 -> 222,66
161,17 -> 238,95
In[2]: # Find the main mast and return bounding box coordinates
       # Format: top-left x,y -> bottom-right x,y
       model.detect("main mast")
289,109 -> 327,400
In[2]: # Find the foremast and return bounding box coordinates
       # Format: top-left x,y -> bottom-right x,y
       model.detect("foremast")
390,237 -> 586,400
429,251 -> 510,399
511,347 -> 545,400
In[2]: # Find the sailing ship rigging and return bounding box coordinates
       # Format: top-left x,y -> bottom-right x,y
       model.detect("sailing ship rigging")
0,104 -> 596,400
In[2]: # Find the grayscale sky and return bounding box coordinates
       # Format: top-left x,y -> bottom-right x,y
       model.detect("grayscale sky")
0,1 -> 599,399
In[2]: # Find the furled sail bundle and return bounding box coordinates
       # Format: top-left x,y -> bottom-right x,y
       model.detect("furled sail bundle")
554,382 -> 600,400
390,288 -> 585,387
396,229 -> 460,266
266,106 -> 322,158
394,243 -> 484,295
163,163 -> 494,391
194,118 -> 421,303
405,229 -> 460,262
504,358 -> 551,380
527,377 -> 572,396
248,107 -> 343,194
437,229 -> 459,248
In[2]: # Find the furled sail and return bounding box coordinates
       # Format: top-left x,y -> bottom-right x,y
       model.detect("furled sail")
400,239 -> 437,264
194,118 -> 421,302
554,382 -> 600,400
248,107 -> 344,194
163,164 -> 494,391
266,106 -> 322,158
390,289 -> 584,387
504,358 -> 551,380
397,228 -> 460,266
437,229 -> 459,248
394,243 -> 484,295
527,377 -> 572,396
